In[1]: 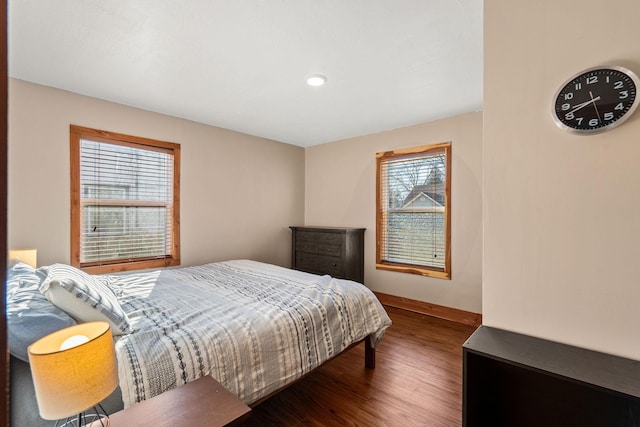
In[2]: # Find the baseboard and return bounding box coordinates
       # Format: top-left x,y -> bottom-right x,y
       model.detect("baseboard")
374,291 -> 482,327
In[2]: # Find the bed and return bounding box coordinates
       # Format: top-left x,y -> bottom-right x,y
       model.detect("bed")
8,259 -> 392,424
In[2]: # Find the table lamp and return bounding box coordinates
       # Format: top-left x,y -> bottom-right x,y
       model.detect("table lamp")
28,321 -> 118,427
8,248 -> 37,267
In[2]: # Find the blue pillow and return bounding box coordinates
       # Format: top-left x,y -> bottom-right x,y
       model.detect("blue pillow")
6,262 -> 76,362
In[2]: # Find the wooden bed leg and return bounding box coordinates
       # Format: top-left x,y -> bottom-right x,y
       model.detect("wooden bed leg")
364,336 -> 375,369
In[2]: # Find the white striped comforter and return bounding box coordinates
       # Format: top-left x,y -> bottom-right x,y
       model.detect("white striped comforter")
107,260 -> 391,407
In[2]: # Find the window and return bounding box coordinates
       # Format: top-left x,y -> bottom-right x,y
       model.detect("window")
376,142 -> 451,279
70,125 -> 180,273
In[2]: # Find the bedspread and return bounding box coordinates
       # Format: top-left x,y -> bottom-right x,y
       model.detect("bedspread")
108,260 -> 391,407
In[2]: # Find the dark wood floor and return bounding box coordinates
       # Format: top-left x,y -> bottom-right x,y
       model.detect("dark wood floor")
241,306 -> 477,427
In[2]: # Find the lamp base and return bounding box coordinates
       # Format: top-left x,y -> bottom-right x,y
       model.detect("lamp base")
54,404 -> 110,427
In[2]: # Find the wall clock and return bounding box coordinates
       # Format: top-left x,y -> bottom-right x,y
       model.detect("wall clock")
552,65 -> 639,134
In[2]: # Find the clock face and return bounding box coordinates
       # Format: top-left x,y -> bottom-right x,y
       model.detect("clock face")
552,66 -> 639,134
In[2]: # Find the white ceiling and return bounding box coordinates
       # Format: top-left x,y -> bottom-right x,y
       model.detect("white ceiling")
8,0 -> 483,147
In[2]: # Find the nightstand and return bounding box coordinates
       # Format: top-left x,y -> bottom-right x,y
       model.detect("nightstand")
97,376 -> 250,427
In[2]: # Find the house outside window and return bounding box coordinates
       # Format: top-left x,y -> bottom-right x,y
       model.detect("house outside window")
376,142 -> 451,279
70,125 -> 181,273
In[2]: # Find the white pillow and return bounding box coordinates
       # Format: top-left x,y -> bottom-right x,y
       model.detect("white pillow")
38,263 -> 132,335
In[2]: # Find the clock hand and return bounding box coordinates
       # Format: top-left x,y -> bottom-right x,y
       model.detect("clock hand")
589,91 -> 601,121
567,96 -> 601,114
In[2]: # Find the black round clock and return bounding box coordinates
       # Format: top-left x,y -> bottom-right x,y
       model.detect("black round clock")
552,66 -> 639,134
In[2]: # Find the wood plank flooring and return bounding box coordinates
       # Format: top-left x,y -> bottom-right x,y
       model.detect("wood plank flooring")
240,306 -> 477,427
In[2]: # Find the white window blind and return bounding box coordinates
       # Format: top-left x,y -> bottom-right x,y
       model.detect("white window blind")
79,139 -> 174,265
377,143 -> 451,278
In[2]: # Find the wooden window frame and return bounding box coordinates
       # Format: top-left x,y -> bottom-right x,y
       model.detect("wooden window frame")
70,125 -> 181,274
376,142 -> 451,279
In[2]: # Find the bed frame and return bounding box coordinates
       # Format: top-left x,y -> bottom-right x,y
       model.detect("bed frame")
11,336 -> 377,425
250,336 -> 376,407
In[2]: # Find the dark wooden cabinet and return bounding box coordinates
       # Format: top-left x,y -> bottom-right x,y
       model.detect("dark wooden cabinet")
290,226 -> 365,283
463,326 -> 640,427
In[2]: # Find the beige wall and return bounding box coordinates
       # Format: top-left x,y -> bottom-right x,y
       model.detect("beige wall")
305,112 -> 483,313
8,79 -> 305,268
484,0 -> 640,360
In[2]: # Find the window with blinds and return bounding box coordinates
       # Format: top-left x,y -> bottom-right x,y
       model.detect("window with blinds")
70,125 -> 180,273
376,142 -> 451,279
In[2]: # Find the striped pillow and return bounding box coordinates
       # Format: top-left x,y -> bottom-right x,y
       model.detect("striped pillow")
38,264 -> 131,335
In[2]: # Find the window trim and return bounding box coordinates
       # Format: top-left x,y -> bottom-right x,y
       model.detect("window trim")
376,142 -> 451,279
70,125 -> 181,274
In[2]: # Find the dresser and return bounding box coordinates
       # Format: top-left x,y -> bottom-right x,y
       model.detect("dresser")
289,226 -> 365,283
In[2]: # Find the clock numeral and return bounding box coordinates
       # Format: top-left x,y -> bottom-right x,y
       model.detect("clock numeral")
589,118 -> 599,126
564,92 -> 574,100
565,112 -> 575,120
561,103 -> 571,111
615,102 -> 625,110
586,76 -> 598,84
604,112 -> 614,121
576,117 -> 584,125
619,90 -> 629,99
575,83 -> 582,90
614,81 -> 624,89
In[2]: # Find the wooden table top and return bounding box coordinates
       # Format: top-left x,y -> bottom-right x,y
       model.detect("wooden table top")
94,376 -> 251,427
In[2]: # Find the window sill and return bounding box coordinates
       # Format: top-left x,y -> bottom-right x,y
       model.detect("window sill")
376,262 -> 450,279
76,258 -> 180,274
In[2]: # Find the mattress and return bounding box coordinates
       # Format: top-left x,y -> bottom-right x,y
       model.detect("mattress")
108,259 -> 392,407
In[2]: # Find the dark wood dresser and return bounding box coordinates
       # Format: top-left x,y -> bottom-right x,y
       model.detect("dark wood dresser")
289,226 -> 365,283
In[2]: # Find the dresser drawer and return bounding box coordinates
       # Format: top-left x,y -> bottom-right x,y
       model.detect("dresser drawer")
295,253 -> 344,277
296,231 -> 343,245
295,241 -> 341,257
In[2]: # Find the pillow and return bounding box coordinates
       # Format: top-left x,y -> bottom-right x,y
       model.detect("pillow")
38,263 -> 132,335
6,262 -> 77,362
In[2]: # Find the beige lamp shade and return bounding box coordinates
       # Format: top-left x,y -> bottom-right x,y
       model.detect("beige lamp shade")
8,248 -> 37,267
27,321 -> 118,420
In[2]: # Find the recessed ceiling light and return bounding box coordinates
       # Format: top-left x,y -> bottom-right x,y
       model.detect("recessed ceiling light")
306,74 -> 327,87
